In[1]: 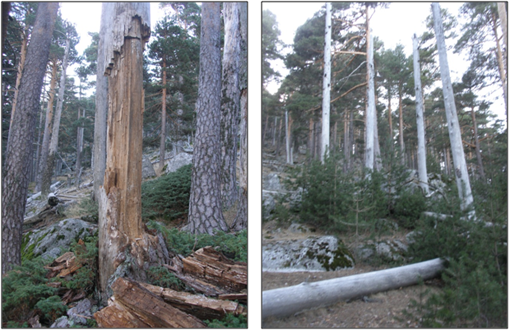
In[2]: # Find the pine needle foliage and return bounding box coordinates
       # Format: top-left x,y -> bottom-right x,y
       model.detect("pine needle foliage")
204,313 -> 247,328
406,172 -> 507,327
141,164 -> 192,222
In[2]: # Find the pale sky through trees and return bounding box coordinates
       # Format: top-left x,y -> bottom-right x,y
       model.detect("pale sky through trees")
264,2 -> 506,125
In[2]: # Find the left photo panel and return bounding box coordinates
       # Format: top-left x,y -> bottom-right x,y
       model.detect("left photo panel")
1,2 -> 247,328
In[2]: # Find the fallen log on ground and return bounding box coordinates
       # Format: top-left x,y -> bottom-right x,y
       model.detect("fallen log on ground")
140,282 -> 246,320
94,277 -> 206,328
262,257 -> 445,319
164,246 -> 247,297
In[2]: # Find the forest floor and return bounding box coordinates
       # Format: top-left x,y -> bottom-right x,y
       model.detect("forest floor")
261,222 -> 443,328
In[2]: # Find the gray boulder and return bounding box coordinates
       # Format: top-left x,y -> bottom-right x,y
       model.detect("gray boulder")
355,239 -> 408,262
263,235 -> 354,271
165,152 -> 193,174
262,191 -> 275,220
142,156 -> 156,178
67,299 -> 93,325
263,173 -> 281,191
22,218 -> 97,261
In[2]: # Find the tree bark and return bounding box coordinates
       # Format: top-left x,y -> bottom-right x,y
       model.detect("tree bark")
186,2 -> 229,234
491,12 -> 508,113
321,2 -> 332,163
93,5 -> 109,201
1,2 -> 58,274
432,3 -> 475,215
232,2 -> 247,231
262,258 -> 445,319
36,60 -> 58,192
498,3 -> 508,52
412,34 -> 429,194
398,84 -> 405,165
41,38 -> 70,198
220,2 -> 241,209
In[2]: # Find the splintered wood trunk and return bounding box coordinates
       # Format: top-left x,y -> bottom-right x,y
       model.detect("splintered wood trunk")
98,3 -> 170,302
432,3 -> 475,214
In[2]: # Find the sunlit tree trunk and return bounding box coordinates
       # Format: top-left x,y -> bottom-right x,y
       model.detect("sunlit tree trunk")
321,2 -> 332,163
2,2 -> 58,274
412,34 -> 429,194
432,3 -> 475,214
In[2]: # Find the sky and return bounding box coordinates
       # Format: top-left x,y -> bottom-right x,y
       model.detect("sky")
263,2 -> 506,124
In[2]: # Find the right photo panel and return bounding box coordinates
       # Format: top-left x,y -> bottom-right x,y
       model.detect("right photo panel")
262,2 -> 508,328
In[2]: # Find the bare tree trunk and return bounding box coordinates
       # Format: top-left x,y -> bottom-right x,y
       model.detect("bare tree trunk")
387,87 -> 393,142
343,110 -> 350,171
364,22 -> 376,170
187,2 -> 229,234
75,107 -> 85,182
321,2 -> 332,163
93,7 -> 109,201
221,2 -> 241,209
308,118 -> 314,156
2,2 -> 58,274
432,3 -> 475,215
285,110 -> 291,164
159,58 -> 168,175
491,12 -> 507,113
232,2 -> 247,231
263,258 -> 444,319
398,85 -> 405,165
412,34 -> 429,194
41,38 -> 70,198
35,60 -> 58,192
276,116 -> 283,156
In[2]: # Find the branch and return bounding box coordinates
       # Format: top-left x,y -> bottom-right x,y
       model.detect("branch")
305,82 -> 367,113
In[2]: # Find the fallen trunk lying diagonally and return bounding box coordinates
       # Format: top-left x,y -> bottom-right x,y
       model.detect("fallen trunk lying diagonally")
262,258 -> 445,319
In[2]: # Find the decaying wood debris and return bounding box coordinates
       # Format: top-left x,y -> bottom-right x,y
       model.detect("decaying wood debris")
93,247 -> 247,327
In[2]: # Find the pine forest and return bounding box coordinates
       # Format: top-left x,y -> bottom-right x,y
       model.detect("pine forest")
2,2 -> 247,327
262,2 -> 507,328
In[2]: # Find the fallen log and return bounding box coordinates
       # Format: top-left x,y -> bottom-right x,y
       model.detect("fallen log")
94,277 -> 206,328
262,257 -> 445,319
140,282 -> 246,320
164,246 -> 247,296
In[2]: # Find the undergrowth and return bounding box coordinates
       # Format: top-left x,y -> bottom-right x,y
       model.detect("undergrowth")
205,313 -> 247,328
147,221 -> 247,262
141,164 -> 192,222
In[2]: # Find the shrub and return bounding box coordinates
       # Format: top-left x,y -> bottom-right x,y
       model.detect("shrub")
147,221 -> 247,262
2,258 -> 60,326
393,187 -> 427,229
141,164 -> 192,222
147,266 -> 184,290
204,313 -> 247,328
406,182 -> 507,327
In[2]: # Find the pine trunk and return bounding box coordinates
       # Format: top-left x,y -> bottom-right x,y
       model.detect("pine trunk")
491,12 -> 508,113
1,2 -> 58,274
42,38 -> 70,198
186,2 -> 229,234
36,60 -> 58,192
471,106 -> 485,180
321,2 -> 332,163
432,3 -> 475,214
159,58 -> 167,175
398,86 -> 405,165
412,34 -> 429,193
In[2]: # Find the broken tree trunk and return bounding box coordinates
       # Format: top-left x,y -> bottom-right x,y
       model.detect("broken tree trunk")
140,282 -> 246,321
98,3 -> 171,303
94,277 -> 206,328
262,258 -> 445,319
